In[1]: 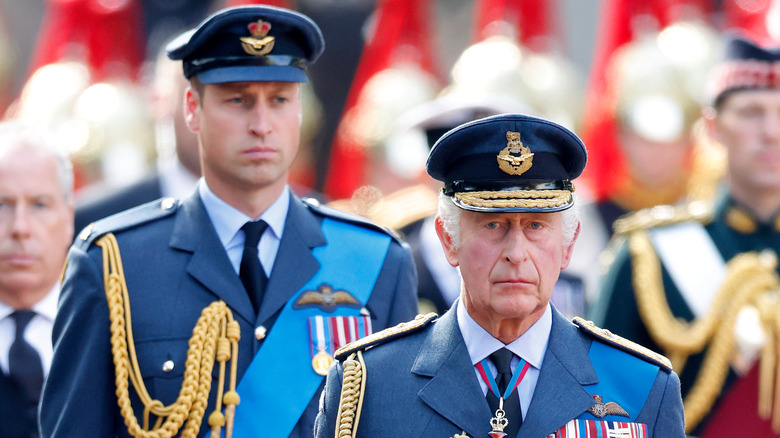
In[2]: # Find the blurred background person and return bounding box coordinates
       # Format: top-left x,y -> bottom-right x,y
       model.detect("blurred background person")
0,120 -> 73,438
72,50 -> 200,235
592,33 -> 780,436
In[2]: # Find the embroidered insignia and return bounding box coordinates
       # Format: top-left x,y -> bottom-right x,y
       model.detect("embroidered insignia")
497,131 -> 534,176
240,19 -> 275,56
293,283 -> 362,312
451,432 -> 470,438
587,394 -> 629,419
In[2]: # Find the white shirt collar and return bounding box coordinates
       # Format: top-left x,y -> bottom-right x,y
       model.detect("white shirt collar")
198,179 -> 289,248
457,298 -> 551,369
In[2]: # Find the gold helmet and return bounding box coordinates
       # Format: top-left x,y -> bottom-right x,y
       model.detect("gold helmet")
448,35 -> 583,131
608,20 -> 721,143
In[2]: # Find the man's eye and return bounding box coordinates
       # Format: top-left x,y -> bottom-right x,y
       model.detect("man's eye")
486,222 -> 500,230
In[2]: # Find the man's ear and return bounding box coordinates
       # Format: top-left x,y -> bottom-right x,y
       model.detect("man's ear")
184,87 -> 200,133
560,221 -> 581,270
435,216 -> 460,268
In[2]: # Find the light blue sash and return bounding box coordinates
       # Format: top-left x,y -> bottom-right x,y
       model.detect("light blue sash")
212,218 -> 391,437
580,341 -> 659,421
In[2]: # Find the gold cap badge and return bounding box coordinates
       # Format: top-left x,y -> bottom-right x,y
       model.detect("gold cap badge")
241,19 -> 275,56
497,131 -> 534,176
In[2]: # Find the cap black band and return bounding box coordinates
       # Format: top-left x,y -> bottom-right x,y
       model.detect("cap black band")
184,55 -> 308,78
444,179 -> 573,196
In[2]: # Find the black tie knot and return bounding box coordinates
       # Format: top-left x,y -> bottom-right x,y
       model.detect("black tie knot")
490,348 -> 515,377
11,310 -> 35,335
242,220 -> 268,248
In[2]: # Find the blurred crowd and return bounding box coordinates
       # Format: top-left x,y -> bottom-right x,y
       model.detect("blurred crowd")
0,1 -> 775,318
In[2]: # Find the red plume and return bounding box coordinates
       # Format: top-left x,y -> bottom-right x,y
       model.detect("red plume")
29,0 -> 145,82
323,0 -> 439,200
580,0 -> 712,202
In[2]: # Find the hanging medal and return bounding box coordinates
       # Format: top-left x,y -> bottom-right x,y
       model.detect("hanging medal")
476,357 -> 530,438
308,316 -> 333,376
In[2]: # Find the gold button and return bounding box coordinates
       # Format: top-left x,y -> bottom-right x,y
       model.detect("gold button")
162,360 -> 175,373
255,326 -> 267,341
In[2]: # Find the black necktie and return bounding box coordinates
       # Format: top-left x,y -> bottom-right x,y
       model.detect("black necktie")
486,348 -> 522,437
240,220 -> 269,315
9,310 -> 44,404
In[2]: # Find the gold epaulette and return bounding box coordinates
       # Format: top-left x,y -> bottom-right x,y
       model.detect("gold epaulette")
573,317 -> 673,373
334,313 -> 437,361
612,200 -> 715,236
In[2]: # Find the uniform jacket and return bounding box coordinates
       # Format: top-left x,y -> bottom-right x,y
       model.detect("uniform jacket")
74,173 -> 164,236
39,190 -> 418,438
592,189 -> 780,436
315,303 -> 684,438
0,371 -> 38,438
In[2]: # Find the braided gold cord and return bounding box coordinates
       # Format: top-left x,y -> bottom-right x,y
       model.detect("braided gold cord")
455,190 -> 571,209
96,234 -> 240,438
335,351 -> 367,438
629,230 -> 780,433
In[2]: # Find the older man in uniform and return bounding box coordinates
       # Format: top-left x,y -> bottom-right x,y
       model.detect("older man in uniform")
592,34 -> 780,436
315,114 -> 684,438
39,5 -> 417,438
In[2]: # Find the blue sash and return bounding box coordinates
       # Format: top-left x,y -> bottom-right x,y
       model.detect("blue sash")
211,218 -> 391,437
580,341 -> 659,421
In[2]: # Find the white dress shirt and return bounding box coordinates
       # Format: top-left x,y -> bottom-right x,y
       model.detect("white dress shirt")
198,179 -> 289,276
0,284 -> 60,377
457,299 -> 552,420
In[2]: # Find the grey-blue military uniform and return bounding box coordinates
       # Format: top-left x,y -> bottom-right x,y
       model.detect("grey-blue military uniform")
315,302 -> 684,437
315,113 -> 685,437
40,190 -> 417,437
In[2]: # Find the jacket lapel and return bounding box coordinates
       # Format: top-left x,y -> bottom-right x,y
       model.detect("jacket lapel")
257,194 -> 325,325
414,305 -> 490,437
170,192 -> 256,324
518,308 -> 598,438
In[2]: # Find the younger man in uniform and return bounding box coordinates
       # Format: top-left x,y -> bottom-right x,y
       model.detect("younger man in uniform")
40,6 -> 417,437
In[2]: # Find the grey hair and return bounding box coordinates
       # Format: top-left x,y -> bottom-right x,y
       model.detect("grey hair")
0,119 -> 74,202
436,192 -> 580,249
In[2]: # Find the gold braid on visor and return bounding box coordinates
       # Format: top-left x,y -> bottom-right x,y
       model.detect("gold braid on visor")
454,189 -> 573,209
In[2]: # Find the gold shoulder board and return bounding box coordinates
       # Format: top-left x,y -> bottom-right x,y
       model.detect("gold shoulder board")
334,313 -> 437,360
613,200 -> 714,236
573,317 -> 673,373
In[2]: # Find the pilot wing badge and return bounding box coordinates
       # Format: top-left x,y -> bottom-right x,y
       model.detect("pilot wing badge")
293,283 -> 362,312
241,19 -> 275,56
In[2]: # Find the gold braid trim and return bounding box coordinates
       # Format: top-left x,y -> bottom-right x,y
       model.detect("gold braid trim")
454,189 -> 572,209
96,233 -> 241,438
334,351 -> 367,438
629,230 -> 780,433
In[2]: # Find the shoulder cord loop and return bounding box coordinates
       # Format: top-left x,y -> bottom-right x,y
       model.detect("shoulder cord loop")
96,233 -> 241,438
334,351 -> 367,438
629,230 -> 780,433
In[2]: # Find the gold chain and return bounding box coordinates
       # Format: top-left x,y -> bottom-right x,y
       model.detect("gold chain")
96,233 -> 241,438
629,230 -> 780,433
